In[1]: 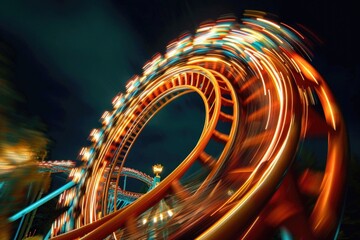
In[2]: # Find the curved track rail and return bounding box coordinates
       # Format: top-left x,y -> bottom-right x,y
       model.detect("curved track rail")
52,12 -> 348,240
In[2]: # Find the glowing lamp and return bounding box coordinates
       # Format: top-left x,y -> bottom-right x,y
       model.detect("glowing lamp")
152,164 -> 163,177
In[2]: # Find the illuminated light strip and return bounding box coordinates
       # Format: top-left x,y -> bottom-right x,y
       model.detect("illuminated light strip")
281,22 -> 305,40
307,88 -> 316,105
302,90 -> 309,138
246,53 -> 266,95
257,60 -> 285,166
89,162 -> 107,223
203,57 -> 231,66
9,181 -> 76,222
263,29 -> 284,44
196,26 -> 212,33
265,89 -> 271,130
271,48 -> 285,63
298,62 -> 319,84
256,18 -> 281,29
320,86 -> 336,130
290,57 -> 302,74
241,216 -> 260,239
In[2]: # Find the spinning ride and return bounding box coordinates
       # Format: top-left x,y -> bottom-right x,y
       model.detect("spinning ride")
51,12 -> 348,240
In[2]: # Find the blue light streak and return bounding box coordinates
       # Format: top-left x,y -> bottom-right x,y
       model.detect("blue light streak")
8,181 -> 76,222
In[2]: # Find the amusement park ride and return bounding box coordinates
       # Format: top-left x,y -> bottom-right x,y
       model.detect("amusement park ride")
4,11 -> 348,240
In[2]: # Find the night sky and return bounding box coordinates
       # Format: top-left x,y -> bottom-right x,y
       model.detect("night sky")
0,0 -> 359,173
1,0 -> 360,238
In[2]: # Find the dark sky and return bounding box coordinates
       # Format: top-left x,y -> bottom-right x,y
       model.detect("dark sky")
0,0 -> 359,175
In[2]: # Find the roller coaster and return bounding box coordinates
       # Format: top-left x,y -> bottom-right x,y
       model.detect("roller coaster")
4,12 -> 348,240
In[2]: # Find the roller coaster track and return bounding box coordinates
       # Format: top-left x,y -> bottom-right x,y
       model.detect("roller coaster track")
50,13 -> 348,240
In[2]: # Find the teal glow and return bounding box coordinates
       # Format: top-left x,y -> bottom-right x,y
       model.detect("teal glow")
280,227 -> 293,240
9,181 -> 76,222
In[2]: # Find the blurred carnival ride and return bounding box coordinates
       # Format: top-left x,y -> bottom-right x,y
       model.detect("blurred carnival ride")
0,37 -> 52,240
2,11 -> 348,239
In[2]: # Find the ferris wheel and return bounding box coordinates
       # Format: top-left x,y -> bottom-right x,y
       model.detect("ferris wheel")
51,12 -> 348,240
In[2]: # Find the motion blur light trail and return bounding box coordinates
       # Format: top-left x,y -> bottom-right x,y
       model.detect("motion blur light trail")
48,10 -> 347,239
